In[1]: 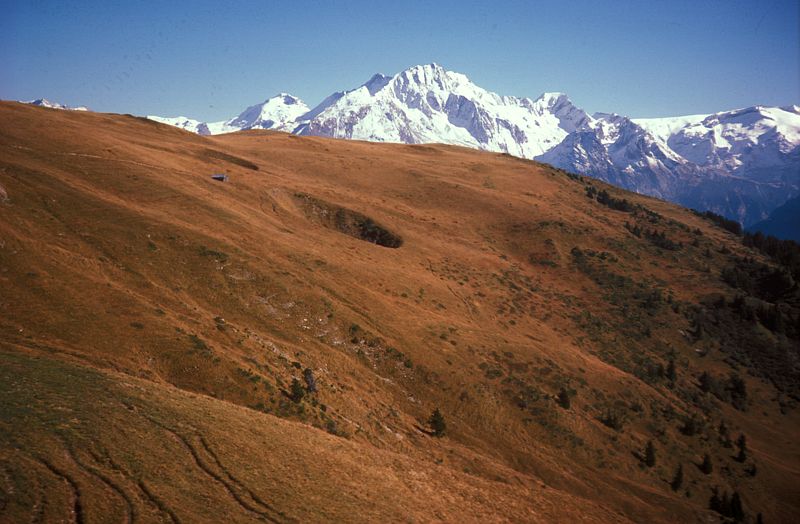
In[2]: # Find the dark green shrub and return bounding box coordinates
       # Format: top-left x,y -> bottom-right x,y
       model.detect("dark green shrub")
670,464 -> 683,491
644,440 -> 656,467
429,408 -> 446,437
290,378 -> 305,403
700,453 -> 713,474
557,387 -> 571,409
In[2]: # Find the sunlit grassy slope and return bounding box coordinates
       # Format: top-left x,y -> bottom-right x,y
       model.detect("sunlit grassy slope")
1,101 -> 798,522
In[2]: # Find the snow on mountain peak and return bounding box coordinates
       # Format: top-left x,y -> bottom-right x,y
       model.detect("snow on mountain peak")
536,92 -> 569,105
364,74 -> 391,96
149,93 -> 309,136
405,62 -> 446,78
274,93 -> 302,105
29,98 -> 60,108
391,63 -> 464,97
146,115 -> 208,134
25,98 -> 89,111
639,105 -> 800,169
287,64 -> 594,157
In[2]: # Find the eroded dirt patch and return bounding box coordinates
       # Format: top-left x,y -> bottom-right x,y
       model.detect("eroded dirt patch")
199,148 -> 259,171
293,193 -> 403,248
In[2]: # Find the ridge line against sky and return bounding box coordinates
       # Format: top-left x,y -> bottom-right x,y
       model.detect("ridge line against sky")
1,0 -> 798,122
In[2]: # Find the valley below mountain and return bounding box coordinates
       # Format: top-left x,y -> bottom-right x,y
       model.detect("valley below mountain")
1,101 -> 799,522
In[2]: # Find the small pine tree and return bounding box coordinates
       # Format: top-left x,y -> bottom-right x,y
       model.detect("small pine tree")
698,371 -> 713,393
719,490 -> 732,517
644,440 -> 656,467
670,464 -> 683,491
709,487 -> 722,513
719,491 -> 731,517
719,421 -> 732,448
666,359 -> 677,382
728,373 -> 748,411
303,368 -> 317,393
681,415 -> 700,436
736,434 -> 747,462
557,387 -> 571,409
429,408 -> 446,437
700,453 -> 713,474
730,491 -> 745,522
289,377 -> 305,403
736,447 -> 747,463
600,409 -> 623,431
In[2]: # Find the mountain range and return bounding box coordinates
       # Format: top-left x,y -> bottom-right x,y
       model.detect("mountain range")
25,98 -> 90,112
147,64 -> 800,228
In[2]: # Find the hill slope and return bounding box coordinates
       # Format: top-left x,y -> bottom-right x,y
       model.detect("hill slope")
1,102 -> 799,522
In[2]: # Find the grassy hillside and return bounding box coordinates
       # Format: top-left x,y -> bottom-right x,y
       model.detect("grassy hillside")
1,101 -> 798,523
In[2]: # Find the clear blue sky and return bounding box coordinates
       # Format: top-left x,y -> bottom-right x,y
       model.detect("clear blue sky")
1,0 -> 797,120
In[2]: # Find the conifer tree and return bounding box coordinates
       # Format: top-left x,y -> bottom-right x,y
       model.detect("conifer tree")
557,387 -> 571,409
681,415 -> 700,436
700,453 -> 713,474
303,367 -> 317,393
290,377 -> 305,403
728,374 -> 748,411
709,488 -> 722,513
429,408 -> 446,437
736,434 -> 748,462
718,490 -> 732,517
699,371 -> 713,393
736,447 -> 747,463
719,421 -> 732,448
670,463 -> 683,491
644,440 -> 656,467
601,409 -> 623,431
666,359 -> 677,382
730,491 -> 745,522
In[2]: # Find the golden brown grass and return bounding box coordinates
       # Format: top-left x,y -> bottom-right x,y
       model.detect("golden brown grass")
0,101 -> 798,522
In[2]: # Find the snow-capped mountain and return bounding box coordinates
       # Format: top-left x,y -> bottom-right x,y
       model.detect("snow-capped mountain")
543,105 -> 800,225
146,64 -> 800,227
148,94 -> 308,136
293,64 -> 591,158
539,112 -> 699,199
25,98 -> 89,111
146,115 -> 210,134
636,106 -> 800,175
644,106 -> 800,224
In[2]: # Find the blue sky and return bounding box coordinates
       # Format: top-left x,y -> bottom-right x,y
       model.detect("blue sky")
1,0 -> 797,120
